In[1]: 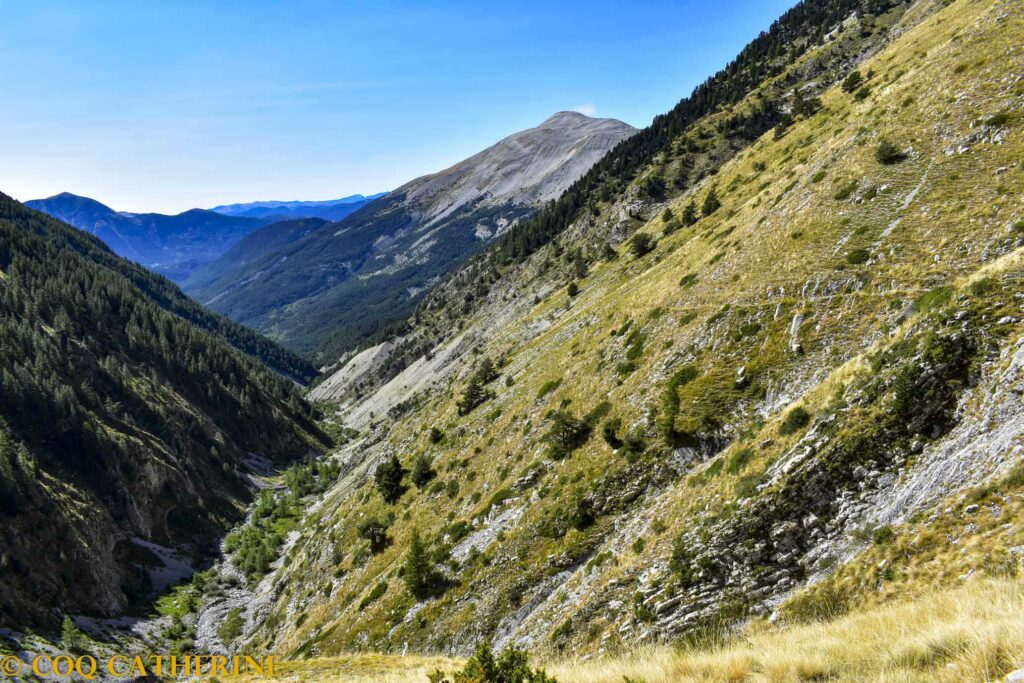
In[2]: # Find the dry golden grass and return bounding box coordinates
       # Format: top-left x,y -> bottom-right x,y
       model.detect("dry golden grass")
221,651 -> 459,683
550,579 -> 1024,683
226,578 -> 1023,682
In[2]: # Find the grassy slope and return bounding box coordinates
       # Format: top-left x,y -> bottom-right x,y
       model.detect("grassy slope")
247,0 -> 1023,673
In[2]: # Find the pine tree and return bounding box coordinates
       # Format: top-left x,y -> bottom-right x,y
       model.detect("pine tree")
681,200 -> 699,226
411,454 -> 435,488
702,187 -> 722,216
629,233 -> 656,258
358,518 -> 390,553
61,616 -> 87,654
457,358 -> 498,415
404,528 -> 436,601
842,70 -> 864,93
374,454 -> 407,503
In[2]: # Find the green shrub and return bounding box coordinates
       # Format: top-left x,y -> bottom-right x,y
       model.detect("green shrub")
622,428 -> 647,460
567,281 -> 580,297
429,641 -> 557,683
359,580 -> 388,610
641,174 -> 666,200
914,285 -> 953,313
726,447 -> 754,475
358,518 -> 390,554
833,180 -> 858,201
623,329 -> 645,362
875,138 -> 906,164
841,70 -> 864,93
536,378 -> 562,400
779,406 -> 811,436
601,417 -> 623,450
630,233 -> 656,258
218,608 -> 244,643
969,277 -> 998,296
846,249 -> 871,265
872,526 -> 895,546
985,111 -> 1011,127
544,411 -> 592,460
811,170 -> 826,183
429,427 -> 445,444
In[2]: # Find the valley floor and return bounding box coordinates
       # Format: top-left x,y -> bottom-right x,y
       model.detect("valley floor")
223,577 -> 1024,682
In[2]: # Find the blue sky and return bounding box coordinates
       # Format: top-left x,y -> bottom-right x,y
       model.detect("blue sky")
1,1 -> 795,214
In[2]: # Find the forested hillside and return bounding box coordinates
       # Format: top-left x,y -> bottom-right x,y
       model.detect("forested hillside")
0,194 -> 327,625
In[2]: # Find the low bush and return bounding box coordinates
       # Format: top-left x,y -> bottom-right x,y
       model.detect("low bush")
630,233 -> 656,258
875,138 -> 906,165
429,641 -> 557,682
779,406 -> 811,436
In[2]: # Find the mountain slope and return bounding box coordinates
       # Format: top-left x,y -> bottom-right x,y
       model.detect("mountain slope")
186,113 -> 636,358
25,193 -> 272,281
0,194 -> 327,625
183,217 -> 331,299
203,0 -> 1024,663
210,193 -> 386,221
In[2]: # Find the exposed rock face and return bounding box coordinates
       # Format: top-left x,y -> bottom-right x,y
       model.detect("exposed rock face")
399,112 -> 637,222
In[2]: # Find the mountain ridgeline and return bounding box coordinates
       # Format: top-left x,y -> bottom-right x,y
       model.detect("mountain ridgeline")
184,112 -> 635,360
209,193 -> 386,221
24,193 -> 277,282
0,194 -> 326,625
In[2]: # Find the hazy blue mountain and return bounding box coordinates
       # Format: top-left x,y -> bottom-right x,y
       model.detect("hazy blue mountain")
25,192 -> 272,281
209,193 -> 387,221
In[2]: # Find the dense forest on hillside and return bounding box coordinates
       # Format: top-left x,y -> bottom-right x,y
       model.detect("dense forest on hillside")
0,194 -> 326,624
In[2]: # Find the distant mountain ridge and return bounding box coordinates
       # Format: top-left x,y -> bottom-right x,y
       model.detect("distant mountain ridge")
210,193 -> 386,221
25,191 -> 386,282
25,192 -> 273,282
185,111 -> 636,358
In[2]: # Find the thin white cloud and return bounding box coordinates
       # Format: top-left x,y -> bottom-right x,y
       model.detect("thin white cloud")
573,103 -> 597,116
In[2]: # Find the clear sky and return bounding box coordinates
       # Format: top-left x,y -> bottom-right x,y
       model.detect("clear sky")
1,1 -> 795,214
